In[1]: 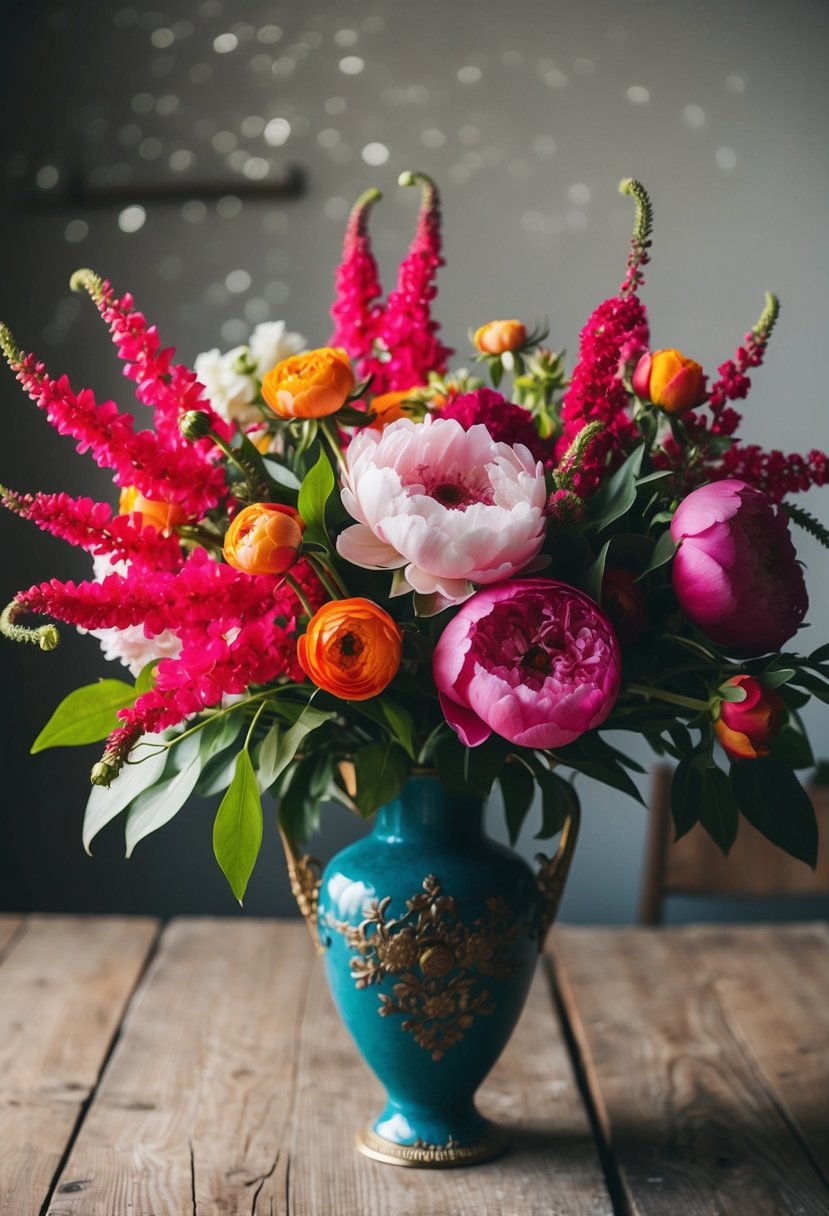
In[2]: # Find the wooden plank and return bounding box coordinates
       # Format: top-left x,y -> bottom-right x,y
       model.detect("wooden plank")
0,915 -> 24,958
285,962 -> 614,1216
551,927 -> 829,1215
45,919 -> 317,1216
0,915 -> 159,1216
683,924 -> 829,1181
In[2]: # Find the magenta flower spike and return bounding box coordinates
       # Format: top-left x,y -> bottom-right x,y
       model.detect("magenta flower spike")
0,321 -> 227,519
328,187 -> 384,372
0,487 -> 183,571
363,171 -> 453,395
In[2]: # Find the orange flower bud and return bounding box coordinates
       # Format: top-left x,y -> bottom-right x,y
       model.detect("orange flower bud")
261,346 -> 355,420
223,502 -> 304,576
368,388 -> 419,429
632,349 -> 707,415
473,320 -> 527,355
118,486 -> 185,533
713,675 -> 784,761
297,597 -> 403,701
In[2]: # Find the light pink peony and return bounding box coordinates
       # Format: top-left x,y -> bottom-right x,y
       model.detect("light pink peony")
337,416 -> 548,611
670,479 -> 808,652
432,578 -> 622,748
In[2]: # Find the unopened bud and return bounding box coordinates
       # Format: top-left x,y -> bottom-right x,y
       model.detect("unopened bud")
180,410 -> 212,440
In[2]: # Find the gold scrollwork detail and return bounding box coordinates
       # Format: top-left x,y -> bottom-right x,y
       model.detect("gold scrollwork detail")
357,1123 -> 505,1167
279,828 -> 323,954
333,874 -> 530,1059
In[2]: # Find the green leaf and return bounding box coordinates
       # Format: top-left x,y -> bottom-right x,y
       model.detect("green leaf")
534,767 -> 579,840
490,356 -> 503,388
760,667 -> 797,690
31,680 -> 137,752
82,733 -> 168,854
463,735 -> 510,797
636,529 -> 676,580
731,757 -> 818,868
719,683 -> 748,703
297,449 -> 335,548
587,444 -> 644,533
257,705 -> 336,791
697,765 -> 739,854
379,698 -> 416,760
194,711 -> 246,796
134,661 -> 159,695
771,713 -> 815,771
498,760 -> 536,846
670,754 -> 703,840
583,539 -> 611,604
212,750 -> 264,903
553,737 -> 645,805
353,741 -> 411,817
277,752 -> 331,844
124,735 -> 204,857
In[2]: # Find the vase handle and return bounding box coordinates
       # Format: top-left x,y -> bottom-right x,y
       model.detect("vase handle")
279,827 -> 325,954
535,803 -> 581,952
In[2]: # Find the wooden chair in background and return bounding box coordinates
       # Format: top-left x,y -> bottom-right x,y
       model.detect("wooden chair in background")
639,765 -> 829,924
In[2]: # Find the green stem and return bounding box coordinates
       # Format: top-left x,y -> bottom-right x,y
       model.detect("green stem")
284,571 -> 314,617
163,689 -> 276,752
626,682 -> 711,713
244,699 -> 270,751
0,599 -> 60,651
207,429 -> 270,499
306,553 -> 348,599
318,418 -> 347,472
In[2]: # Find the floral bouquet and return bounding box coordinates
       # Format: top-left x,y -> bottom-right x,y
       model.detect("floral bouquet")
2,172 -> 828,903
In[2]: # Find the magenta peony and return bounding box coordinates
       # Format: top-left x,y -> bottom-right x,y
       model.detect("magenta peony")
439,388 -> 553,465
432,578 -> 622,748
670,479 -> 808,652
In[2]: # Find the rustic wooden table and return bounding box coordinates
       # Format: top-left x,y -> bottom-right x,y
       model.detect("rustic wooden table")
1,916 -> 827,1215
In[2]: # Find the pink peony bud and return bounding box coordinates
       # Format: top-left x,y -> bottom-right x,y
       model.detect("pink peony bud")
432,578 -> 622,749
713,675 -> 784,760
670,479 -> 808,652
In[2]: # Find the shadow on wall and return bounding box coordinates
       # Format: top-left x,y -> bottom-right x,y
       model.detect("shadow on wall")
1,0 -> 828,918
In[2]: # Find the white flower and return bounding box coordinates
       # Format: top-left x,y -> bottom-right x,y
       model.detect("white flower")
336,416 -> 548,613
194,346 -> 259,427
248,320 -> 306,376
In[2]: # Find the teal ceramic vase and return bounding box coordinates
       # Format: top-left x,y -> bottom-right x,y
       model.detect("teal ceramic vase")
295,773 -> 578,1168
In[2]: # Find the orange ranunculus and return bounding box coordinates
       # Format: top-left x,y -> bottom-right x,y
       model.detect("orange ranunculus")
118,487 -> 185,533
223,502 -> 305,576
473,320 -> 527,355
297,597 -> 403,701
368,388 -> 419,429
261,346 -> 355,420
632,349 -> 707,415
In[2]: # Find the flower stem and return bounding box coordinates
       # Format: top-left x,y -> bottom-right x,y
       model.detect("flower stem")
283,571 -> 314,617
626,682 -> 711,712
306,553 -> 346,600
318,419 -> 347,472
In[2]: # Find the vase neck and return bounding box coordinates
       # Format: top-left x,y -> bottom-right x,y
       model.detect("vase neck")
372,775 -> 483,845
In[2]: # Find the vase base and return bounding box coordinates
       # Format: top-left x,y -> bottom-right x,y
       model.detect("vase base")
356,1120 -> 507,1169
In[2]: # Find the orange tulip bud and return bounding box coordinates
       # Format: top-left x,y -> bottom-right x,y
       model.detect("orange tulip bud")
261,346 -> 355,420
222,502 -> 304,576
118,487 -> 185,534
473,320 -> 527,355
368,388 -> 419,430
297,597 -> 402,701
713,675 -> 784,761
632,349 -> 707,415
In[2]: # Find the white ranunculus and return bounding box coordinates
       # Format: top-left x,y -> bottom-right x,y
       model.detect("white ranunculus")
248,320 -> 306,377
194,346 -> 259,427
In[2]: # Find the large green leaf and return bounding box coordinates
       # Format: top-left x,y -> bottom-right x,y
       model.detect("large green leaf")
277,752 -> 332,845
731,758 -> 819,868
353,741 -> 411,818
257,705 -> 336,791
670,754 -> 704,840
82,733 -> 169,854
124,737 -> 204,858
587,444 -> 645,534
31,680 -> 137,752
212,749 -> 264,903
297,449 -> 335,549
498,760 -> 536,846
697,764 -> 739,854
534,767 -> 579,840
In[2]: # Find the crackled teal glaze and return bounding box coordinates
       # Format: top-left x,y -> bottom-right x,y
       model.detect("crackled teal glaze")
317,774 -> 541,1166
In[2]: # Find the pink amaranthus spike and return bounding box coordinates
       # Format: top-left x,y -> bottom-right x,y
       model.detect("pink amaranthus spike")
0,328 -> 226,519
329,189 -> 384,372
70,271 -> 232,443
362,171 -> 453,395
707,292 -> 779,417
0,487 -> 184,571
554,180 -> 651,495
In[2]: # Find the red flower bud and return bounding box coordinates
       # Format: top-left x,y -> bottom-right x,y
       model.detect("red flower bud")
713,675 -> 784,760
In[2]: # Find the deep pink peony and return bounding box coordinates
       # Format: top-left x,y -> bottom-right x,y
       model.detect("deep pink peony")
670,479 -> 808,652
433,578 -> 622,748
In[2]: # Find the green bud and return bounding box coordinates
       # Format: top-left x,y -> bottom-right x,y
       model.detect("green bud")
180,410 -> 212,440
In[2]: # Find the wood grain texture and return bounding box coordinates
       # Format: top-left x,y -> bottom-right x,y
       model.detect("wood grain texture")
0,915 -> 24,959
46,921 -> 611,1216
0,915 -> 159,1216
45,919 -> 317,1216
550,926 -> 829,1216
683,924 -> 829,1183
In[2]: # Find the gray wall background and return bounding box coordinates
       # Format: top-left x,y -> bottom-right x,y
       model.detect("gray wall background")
1,0 -> 827,922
